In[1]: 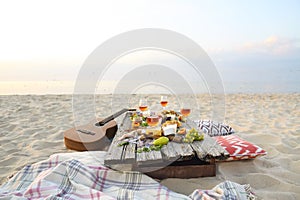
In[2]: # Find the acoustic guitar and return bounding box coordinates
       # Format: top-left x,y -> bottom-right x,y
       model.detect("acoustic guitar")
64,108 -> 136,151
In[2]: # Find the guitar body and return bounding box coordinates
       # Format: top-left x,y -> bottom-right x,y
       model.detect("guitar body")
63,108 -> 135,151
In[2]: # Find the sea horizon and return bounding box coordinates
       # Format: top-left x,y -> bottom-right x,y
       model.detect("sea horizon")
0,80 -> 299,95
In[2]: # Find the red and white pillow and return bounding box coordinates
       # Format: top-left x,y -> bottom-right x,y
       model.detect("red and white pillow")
215,135 -> 267,161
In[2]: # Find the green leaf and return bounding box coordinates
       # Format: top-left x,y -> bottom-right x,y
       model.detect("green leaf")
137,148 -> 143,153
118,141 -> 129,146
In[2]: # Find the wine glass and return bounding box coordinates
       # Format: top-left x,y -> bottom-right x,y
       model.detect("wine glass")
180,103 -> 191,122
160,96 -> 168,110
139,98 -> 148,115
146,114 -> 160,127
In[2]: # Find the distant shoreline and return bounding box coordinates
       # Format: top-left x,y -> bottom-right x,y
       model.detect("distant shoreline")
1,92 -> 300,96
0,80 -> 299,95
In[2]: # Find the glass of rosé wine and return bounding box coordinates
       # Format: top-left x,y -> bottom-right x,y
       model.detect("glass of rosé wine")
139,98 -> 148,115
180,103 -> 191,122
160,96 -> 168,110
146,115 -> 160,127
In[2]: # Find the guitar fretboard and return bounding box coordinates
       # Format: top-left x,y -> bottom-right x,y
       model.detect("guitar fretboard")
97,108 -> 136,126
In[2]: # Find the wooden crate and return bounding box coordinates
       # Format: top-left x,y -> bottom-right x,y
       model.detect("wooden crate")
133,158 -> 216,179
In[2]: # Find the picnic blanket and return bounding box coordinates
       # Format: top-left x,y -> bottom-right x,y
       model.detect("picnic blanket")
0,151 -> 256,200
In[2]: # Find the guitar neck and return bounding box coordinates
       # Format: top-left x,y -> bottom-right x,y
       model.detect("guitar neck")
97,108 -> 135,126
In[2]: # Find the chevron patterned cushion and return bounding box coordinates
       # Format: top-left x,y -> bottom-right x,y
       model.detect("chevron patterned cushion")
215,135 -> 267,161
195,120 -> 234,137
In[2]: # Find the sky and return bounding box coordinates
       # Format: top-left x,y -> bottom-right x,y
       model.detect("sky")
0,0 -> 299,94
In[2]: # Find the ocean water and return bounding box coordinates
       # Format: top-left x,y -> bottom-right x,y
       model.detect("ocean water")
0,80 -> 298,95
223,80 -> 299,93
217,65 -> 300,94
1,44 -> 299,95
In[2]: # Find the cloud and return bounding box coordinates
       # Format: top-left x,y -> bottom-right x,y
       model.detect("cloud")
239,35 -> 300,55
206,35 -> 300,64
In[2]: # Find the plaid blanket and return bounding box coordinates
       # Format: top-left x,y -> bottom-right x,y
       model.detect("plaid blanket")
0,152 -> 256,200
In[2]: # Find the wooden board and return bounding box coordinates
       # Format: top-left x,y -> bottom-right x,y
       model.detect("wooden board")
105,114 -> 135,165
160,142 -> 180,161
136,150 -> 163,165
118,116 -> 136,164
185,120 -> 230,161
168,142 -> 194,161
133,160 -> 216,179
105,131 -> 125,165
122,142 -> 136,163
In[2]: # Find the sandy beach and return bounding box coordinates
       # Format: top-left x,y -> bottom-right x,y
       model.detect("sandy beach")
0,94 -> 299,199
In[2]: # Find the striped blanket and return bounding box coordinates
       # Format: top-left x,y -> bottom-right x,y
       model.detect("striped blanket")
0,152 -> 255,200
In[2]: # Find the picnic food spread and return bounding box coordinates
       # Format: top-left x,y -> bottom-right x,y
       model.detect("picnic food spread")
104,98 -> 231,179
117,110 -> 204,153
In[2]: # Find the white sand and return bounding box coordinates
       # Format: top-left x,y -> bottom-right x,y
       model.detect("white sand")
0,94 -> 299,199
